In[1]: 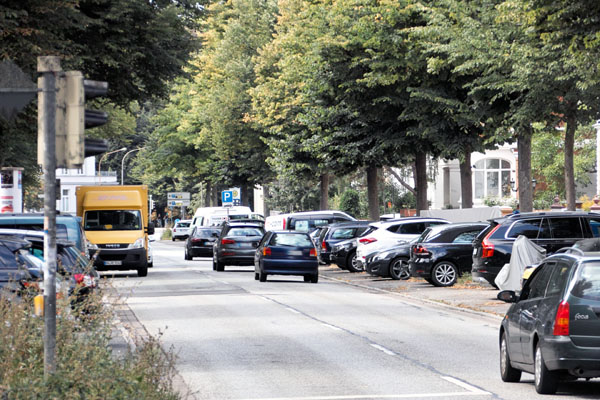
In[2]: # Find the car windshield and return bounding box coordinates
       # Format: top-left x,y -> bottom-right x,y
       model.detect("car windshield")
195,229 -> 220,238
571,261 -> 600,301
84,210 -> 142,231
228,227 -> 264,237
271,233 -> 313,247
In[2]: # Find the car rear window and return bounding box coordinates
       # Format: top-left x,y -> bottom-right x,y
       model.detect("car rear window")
270,233 -> 313,247
227,227 -> 264,237
398,222 -> 426,235
195,229 -> 220,238
177,222 -> 190,228
571,262 -> 600,301
507,218 -> 542,239
452,230 -> 481,244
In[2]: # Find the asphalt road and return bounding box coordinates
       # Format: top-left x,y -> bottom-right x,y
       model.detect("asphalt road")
106,240 -> 600,400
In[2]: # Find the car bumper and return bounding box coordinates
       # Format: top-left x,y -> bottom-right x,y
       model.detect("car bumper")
260,259 -> 319,275
218,249 -> 255,266
189,245 -> 213,257
366,258 -> 389,276
91,248 -> 147,270
330,252 -> 346,267
543,336 -> 600,376
409,258 -> 434,278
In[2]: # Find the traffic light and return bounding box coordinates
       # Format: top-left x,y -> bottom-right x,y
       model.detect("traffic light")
39,71 -> 109,168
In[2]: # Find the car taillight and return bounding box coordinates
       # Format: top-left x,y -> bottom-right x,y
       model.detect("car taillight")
321,241 -> 327,250
191,238 -> 202,243
310,248 -> 317,257
283,219 -> 286,230
414,245 -> 430,256
222,238 -> 235,245
263,247 -> 271,256
553,301 -> 570,336
359,237 -> 377,244
481,225 -> 500,258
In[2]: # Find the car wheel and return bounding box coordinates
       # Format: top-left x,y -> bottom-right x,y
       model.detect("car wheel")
311,274 -> 318,283
534,343 -> 558,394
431,261 -> 458,287
172,237 -> 175,241
500,332 -> 521,382
259,272 -> 267,282
424,278 -> 434,284
255,272 -> 259,280
389,257 -> 410,280
216,261 -> 225,272
184,249 -> 191,260
303,276 -> 311,282
137,266 -> 148,277
346,251 -> 362,273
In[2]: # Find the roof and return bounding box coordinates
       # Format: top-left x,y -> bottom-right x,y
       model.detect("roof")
370,217 -> 449,227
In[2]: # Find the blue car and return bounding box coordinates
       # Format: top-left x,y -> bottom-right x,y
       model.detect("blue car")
254,231 -> 319,283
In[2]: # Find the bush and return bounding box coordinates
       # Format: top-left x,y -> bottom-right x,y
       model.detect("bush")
0,289 -> 179,399
161,228 -> 173,240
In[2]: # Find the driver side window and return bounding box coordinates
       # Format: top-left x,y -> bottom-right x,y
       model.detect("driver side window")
521,262 -> 554,300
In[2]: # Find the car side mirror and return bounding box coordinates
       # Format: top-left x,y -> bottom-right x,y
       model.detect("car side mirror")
147,222 -> 155,235
497,290 -> 518,303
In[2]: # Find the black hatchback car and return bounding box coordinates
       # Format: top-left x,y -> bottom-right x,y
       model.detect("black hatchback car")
185,227 -> 220,260
366,241 -> 413,280
316,221 -> 372,265
213,222 -> 265,271
472,212 -> 600,287
497,249 -> 600,394
410,223 -> 488,287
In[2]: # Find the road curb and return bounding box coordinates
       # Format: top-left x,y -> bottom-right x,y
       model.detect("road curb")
320,274 -> 504,323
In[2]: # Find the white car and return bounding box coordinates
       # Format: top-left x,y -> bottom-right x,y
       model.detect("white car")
172,219 -> 192,241
356,217 -> 449,269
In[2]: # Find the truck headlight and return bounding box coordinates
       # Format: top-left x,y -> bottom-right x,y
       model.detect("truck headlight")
129,238 -> 144,249
87,242 -> 98,250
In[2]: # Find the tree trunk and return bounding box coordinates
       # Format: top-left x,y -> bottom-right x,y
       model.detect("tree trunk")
212,185 -> 219,206
319,174 -> 329,210
204,182 -> 211,207
518,130 -> 533,212
366,165 -> 379,220
459,152 -> 473,209
385,166 -> 416,195
415,151 -> 428,215
262,184 -> 270,217
241,183 -> 249,207
564,114 -> 577,211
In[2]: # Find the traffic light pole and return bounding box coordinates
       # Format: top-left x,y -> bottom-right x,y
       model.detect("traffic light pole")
37,56 -> 59,377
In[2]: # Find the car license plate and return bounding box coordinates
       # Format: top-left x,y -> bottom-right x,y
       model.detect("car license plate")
104,260 -> 122,266
289,250 -> 302,256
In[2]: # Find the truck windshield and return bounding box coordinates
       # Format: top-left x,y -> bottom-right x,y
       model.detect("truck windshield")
84,210 -> 142,231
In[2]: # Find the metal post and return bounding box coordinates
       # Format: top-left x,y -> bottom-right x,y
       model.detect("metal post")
121,147 -> 143,185
38,56 -> 61,377
594,120 -> 600,197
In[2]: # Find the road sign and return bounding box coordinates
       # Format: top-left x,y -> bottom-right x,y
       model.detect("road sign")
230,187 -> 241,200
167,200 -> 189,207
222,190 -> 233,205
167,192 -> 190,200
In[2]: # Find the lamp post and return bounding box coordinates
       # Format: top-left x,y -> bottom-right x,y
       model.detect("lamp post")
97,147 -> 127,184
121,147 -> 144,185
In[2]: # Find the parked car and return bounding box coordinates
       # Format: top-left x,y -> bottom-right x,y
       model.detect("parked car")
366,240 -> 414,280
316,221 -> 372,265
254,231 -> 318,283
0,237 -> 43,298
0,213 -> 88,253
265,210 -> 356,232
330,238 -> 360,272
185,227 -> 220,260
172,219 -> 192,241
356,217 -> 449,270
472,212 -> 600,287
497,249 -> 600,394
409,223 -> 488,287
213,222 -> 265,271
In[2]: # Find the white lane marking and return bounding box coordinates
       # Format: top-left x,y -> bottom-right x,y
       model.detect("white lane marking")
369,343 -> 396,356
218,281 -> 229,285
285,307 -> 301,314
322,323 -> 342,331
441,376 -> 491,395
235,390 -> 490,400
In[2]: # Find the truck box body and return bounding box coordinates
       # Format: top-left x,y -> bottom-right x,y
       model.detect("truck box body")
76,185 -> 152,276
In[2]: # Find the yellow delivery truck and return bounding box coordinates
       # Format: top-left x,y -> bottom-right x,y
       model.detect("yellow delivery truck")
76,185 -> 154,277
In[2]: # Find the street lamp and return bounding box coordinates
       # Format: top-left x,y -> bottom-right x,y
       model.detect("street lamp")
97,147 -> 127,184
121,147 -> 144,185
510,178 -> 536,192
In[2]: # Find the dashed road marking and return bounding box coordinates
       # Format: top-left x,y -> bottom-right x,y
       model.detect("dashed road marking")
369,343 -> 396,356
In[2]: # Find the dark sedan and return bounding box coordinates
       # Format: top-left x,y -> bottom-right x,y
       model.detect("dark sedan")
185,227 -> 220,260
498,250 -> 600,394
366,241 -> 413,280
213,222 -> 265,271
330,238 -> 359,272
409,223 -> 488,287
254,231 -> 318,283
316,221 -> 372,265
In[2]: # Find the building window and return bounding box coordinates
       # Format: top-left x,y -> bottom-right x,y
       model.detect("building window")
61,189 -> 69,212
473,159 -> 512,199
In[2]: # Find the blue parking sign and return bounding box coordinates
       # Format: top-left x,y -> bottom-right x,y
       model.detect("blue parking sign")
222,190 -> 233,203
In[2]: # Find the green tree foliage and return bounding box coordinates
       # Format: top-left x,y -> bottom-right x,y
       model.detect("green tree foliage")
339,188 -> 361,219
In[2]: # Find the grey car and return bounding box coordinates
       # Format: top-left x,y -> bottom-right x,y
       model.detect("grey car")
213,222 -> 265,271
498,248 -> 600,394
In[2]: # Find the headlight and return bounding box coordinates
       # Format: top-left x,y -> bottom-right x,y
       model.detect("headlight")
128,238 -> 144,249
87,242 -> 98,250
342,242 -> 353,250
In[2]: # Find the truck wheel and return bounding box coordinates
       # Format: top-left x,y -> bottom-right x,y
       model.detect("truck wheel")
216,261 -> 225,272
137,266 -> 148,277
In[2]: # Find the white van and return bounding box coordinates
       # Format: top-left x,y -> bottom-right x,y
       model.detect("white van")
265,211 -> 356,232
192,206 -> 263,227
